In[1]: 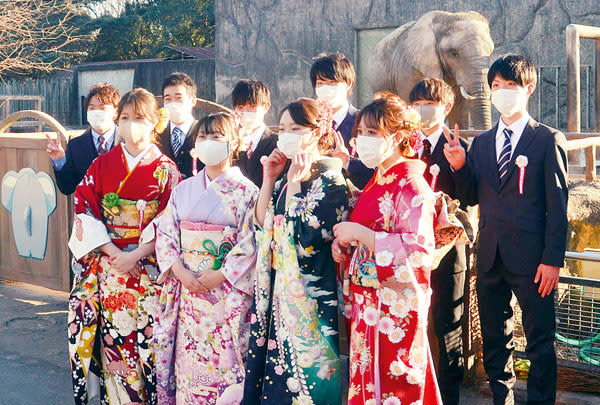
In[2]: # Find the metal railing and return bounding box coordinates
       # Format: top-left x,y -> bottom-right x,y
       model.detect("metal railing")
513,251 -> 600,368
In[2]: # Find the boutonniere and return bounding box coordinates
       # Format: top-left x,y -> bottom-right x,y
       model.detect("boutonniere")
189,148 -> 199,176
429,164 -> 440,191
515,155 -> 528,195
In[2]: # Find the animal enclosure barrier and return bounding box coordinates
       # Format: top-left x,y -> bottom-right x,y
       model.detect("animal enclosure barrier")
512,253 -> 600,393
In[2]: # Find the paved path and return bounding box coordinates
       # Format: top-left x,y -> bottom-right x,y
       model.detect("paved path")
1,278 -> 599,404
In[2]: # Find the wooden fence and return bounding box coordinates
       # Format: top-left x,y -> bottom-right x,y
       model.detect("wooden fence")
0,75 -> 74,127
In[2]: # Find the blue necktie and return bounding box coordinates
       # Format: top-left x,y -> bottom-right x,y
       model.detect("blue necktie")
498,128 -> 513,180
172,127 -> 183,156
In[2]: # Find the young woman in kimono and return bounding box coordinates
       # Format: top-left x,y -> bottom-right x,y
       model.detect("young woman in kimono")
153,113 -> 259,404
67,88 -> 180,405
243,98 -> 349,405
332,92 -> 443,405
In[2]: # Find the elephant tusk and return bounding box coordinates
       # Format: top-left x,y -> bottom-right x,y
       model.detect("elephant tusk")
459,86 -> 477,101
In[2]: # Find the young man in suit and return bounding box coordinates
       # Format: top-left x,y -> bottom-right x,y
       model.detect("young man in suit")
410,78 -> 470,405
444,54 -> 568,405
232,79 -> 277,188
46,83 -> 120,195
156,72 -> 201,178
310,53 -> 374,189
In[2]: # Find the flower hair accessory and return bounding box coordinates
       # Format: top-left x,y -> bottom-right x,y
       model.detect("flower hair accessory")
401,105 -> 425,154
316,99 -> 334,134
230,109 -> 242,126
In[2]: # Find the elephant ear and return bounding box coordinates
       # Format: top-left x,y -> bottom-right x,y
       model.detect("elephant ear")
36,172 -> 57,215
1,171 -> 19,211
399,12 -> 444,80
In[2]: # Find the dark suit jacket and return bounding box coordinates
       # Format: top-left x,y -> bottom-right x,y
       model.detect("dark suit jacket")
338,105 -> 375,189
53,128 -> 114,195
235,127 -> 278,188
423,134 -> 470,275
423,134 -> 470,202
454,118 -> 568,275
155,121 -> 200,179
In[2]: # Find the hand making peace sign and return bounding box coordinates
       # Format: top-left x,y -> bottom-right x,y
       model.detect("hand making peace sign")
45,133 -> 66,160
442,124 -> 466,171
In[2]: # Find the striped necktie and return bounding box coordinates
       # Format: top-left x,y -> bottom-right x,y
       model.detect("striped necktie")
172,127 -> 183,156
97,135 -> 108,154
498,128 -> 513,180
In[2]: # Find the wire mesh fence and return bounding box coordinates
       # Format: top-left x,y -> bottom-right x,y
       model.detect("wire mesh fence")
513,275 -> 600,366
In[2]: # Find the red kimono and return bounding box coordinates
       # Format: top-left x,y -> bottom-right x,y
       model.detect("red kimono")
344,160 -> 442,405
67,144 -> 179,405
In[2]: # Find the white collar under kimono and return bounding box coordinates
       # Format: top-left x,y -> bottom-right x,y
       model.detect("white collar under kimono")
121,143 -> 153,171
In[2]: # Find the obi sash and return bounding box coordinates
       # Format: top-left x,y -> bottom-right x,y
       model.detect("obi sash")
179,221 -> 235,274
101,192 -> 159,247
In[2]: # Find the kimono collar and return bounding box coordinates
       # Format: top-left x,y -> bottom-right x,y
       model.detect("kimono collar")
200,166 -> 244,188
379,158 -> 426,178
312,156 -> 343,174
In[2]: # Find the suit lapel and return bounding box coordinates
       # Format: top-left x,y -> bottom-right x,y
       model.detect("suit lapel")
429,135 -> 446,165
499,119 -> 538,190
247,129 -> 275,178
84,129 -> 98,159
485,124 -> 501,191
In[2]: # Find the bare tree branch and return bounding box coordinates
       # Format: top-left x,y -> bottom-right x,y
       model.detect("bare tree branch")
0,0 -> 91,79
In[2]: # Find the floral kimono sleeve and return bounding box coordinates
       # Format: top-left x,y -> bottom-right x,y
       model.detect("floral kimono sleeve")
155,189 -> 182,283
221,189 -> 259,296
141,161 -> 180,245
374,190 -> 436,290
156,161 -> 180,214
284,171 -> 349,252
69,159 -> 111,260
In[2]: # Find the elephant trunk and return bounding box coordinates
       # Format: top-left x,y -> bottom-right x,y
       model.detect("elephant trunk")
462,75 -> 492,130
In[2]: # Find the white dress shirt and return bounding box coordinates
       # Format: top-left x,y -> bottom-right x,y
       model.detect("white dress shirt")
332,101 -> 350,129
495,112 -> 530,161
245,124 -> 266,152
92,126 -> 116,151
418,127 -> 444,158
170,117 -> 195,144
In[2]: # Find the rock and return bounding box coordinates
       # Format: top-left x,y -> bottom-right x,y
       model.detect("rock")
566,179 -> 600,276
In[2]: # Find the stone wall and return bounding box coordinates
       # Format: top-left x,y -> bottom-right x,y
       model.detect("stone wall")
215,0 -> 600,127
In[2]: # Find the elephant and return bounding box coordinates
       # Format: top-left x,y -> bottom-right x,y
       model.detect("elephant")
1,168 -> 57,260
367,10 -> 494,130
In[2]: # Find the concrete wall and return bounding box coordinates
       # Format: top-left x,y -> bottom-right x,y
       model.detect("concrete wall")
215,0 -> 600,127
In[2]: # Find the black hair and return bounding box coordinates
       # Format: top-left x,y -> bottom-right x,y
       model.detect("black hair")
231,79 -> 271,108
161,72 -> 197,97
409,78 -> 455,105
487,54 -> 537,88
309,53 -> 356,89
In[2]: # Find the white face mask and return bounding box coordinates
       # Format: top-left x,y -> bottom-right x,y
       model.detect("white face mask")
239,110 -> 264,130
117,120 -> 153,145
195,139 -> 230,166
315,83 -> 348,108
277,132 -> 303,158
87,109 -> 115,133
491,88 -> 528,117
413,105 -> 445,129
165,101 -> 192,124
355,135 -> 392,169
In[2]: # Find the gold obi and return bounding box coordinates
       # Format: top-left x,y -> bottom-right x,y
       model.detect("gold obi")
179,221 -> 235,275
101,192 -> 159,240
